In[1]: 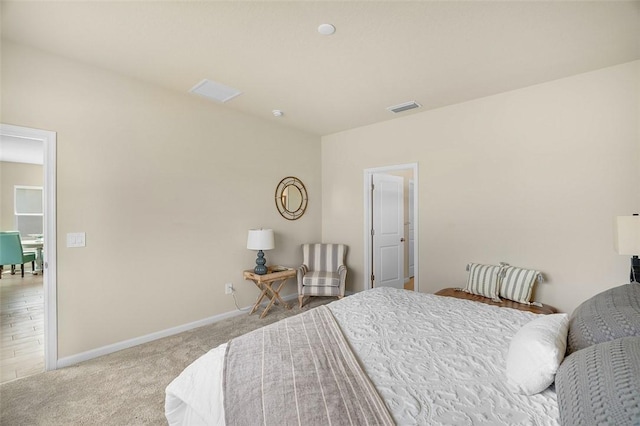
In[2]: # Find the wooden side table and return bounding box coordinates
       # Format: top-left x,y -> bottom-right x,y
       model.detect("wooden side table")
243,266 -> 297,318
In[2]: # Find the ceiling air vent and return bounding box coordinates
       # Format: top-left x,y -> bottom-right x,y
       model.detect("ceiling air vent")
189,79 -> 242,103
386,101 -> 421,114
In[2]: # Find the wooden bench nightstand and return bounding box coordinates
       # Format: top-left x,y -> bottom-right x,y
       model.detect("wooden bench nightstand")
434,287 -> 559,315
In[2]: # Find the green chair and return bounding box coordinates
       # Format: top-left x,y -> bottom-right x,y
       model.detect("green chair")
0,231 -> 36,279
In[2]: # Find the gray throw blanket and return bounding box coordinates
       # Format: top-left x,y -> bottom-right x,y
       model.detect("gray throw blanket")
223,305 -> 394,425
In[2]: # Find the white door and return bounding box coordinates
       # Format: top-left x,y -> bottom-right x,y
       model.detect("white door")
372,174 -> 404,289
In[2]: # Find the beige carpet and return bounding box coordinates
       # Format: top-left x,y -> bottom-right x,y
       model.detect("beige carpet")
0,297 -> 334,425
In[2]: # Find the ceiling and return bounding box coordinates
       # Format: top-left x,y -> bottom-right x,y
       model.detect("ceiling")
2,1 -> 639,136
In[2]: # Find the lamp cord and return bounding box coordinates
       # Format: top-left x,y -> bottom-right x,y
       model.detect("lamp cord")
231,289 -> 251,312
628,213 -> 639,284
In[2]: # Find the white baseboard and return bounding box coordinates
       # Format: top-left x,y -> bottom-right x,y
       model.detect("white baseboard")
56,292 -> 300,369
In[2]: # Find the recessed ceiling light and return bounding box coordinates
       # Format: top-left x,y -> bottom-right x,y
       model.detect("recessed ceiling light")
318,23 -> 336,36
272,110 -> 284,117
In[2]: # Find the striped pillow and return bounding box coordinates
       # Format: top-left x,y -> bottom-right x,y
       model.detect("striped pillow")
500,266 -> 540,304
464,263 -> 502,301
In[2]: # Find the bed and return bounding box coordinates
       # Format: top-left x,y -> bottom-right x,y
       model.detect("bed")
165,286 -> 563,425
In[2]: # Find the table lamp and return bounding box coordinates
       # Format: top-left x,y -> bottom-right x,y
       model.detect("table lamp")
247,229 -> 275,275
614,215 -> 640,283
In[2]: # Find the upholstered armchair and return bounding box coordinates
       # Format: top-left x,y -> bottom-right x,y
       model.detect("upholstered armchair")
297,243 -> 348,308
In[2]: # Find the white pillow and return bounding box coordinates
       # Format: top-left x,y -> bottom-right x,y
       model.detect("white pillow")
506,313 -> 569,395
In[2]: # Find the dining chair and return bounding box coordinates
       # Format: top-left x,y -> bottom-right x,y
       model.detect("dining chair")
0,231 -> 36,278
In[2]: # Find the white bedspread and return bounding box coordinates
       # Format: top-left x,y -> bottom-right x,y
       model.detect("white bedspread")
165,287 -> 560,425
330,287 -> 559,425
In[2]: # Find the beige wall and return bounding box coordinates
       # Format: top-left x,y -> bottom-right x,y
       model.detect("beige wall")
1,41 -> 322,358
2,38 -> 638,360
0,161 -> 43,231
322,60 -> 640,314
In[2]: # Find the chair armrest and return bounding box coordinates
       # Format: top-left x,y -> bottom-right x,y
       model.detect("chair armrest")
338,265 -> 347,295
297,265 -> 308,293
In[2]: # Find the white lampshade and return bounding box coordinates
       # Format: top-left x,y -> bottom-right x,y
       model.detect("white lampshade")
247,229 -> 275,251
614,216 -> 640,255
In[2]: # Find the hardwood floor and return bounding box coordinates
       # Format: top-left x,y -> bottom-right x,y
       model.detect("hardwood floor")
0,270 -> 44,384
404,277 -> 414,291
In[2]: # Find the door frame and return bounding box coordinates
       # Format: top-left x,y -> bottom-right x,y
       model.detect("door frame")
363,163 -> 419,291
0,123 -> 57,370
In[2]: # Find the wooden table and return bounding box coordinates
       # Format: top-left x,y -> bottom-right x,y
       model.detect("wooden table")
243,267 -> 297,318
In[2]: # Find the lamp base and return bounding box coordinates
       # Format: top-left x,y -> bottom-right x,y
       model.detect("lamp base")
631,256 -> 639,283
254,250 -> 268,275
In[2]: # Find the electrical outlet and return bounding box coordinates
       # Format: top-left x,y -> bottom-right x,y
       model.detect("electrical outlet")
225,283 -> 233,295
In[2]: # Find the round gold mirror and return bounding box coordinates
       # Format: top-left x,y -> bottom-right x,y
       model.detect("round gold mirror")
275,177 -> 308,220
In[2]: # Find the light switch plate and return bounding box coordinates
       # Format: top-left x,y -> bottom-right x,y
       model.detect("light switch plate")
67,232 -> 86,248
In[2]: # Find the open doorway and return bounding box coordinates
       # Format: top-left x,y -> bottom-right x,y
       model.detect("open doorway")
363,163 -> 418,292
0,124 -> 57,378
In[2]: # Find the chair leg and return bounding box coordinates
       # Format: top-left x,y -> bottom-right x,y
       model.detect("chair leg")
32,260 -> 35,270
11,265 -> 16,275
298,295 -> 304,309
21,263 -> 25,278
0,265 -> 3,279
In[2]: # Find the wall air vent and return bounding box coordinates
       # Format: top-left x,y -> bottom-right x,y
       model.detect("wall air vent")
386,101 -> 421,114
189,79 -> 242,103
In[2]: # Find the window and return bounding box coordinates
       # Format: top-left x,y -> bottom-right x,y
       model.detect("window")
14,186 -> 43,237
